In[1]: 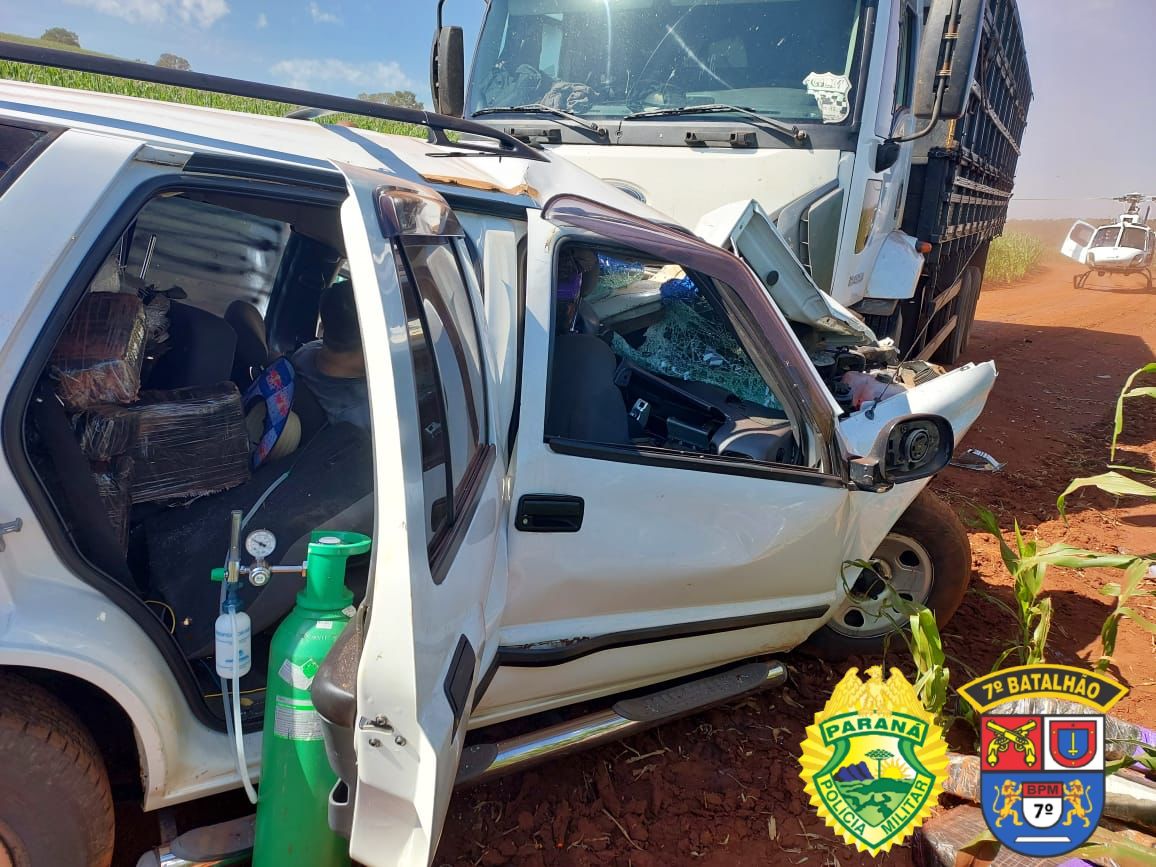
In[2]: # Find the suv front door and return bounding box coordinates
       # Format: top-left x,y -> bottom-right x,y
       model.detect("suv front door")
337,167 -> 507,867
478,196 -> 854,724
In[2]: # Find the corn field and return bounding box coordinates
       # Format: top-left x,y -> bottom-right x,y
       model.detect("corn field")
0,57 -> 424,139
986,232 -> 1045,284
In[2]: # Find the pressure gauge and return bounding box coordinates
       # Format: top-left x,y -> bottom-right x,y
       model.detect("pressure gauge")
245,529 -> 277,560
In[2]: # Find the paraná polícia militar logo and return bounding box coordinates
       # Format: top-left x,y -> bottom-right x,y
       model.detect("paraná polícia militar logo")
800,666 -> 947,854
959,664 -> 1127,858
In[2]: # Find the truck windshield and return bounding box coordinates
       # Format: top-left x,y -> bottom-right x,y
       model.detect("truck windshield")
469,0 -> 866,125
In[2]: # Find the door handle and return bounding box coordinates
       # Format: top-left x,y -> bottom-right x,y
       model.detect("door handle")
515,495 -> 584,533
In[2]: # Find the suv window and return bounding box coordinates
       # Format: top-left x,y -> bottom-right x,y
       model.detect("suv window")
394,238 -> 490,568
0,123 -> 51,193
546,246 -> 800,467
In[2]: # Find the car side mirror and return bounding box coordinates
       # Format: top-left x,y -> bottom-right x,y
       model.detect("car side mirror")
913,0 -> 984,122
850,414 -> 954,492
430,25 -> 465,118
874,140 -> 900,173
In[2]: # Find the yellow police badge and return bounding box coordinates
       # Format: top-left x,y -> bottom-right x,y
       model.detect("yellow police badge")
800,666 -> 947,854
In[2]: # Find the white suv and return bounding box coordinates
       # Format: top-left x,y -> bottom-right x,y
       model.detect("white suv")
0,49 -> 993,867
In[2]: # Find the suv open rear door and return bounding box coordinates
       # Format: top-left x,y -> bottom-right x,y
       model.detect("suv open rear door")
322,164 -> 507,866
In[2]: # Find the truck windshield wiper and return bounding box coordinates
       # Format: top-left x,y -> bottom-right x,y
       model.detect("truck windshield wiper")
472,104 -> 607,137
622,103 -> 807,144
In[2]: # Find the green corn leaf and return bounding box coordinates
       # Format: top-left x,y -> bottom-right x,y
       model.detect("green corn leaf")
1122,558 -> 1151,596
1120,607 -> 1156,634
1110,463 -> 1156,475
1111,363 -> 1156,460
1058,471 -> 1156,518
971,506 -> 1019,575
1123,386 -> 1156,400
1100,582 -> 1123,597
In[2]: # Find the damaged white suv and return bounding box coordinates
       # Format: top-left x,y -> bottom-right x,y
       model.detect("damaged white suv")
0,45 -> 994,867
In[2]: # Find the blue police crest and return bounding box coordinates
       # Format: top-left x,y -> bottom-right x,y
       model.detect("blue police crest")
960,665 -> 1127,858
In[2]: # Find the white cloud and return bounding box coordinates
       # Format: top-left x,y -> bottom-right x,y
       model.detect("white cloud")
308,2 -> 340,24
270,58 -> 416,93
256,12 -> 268,28
66,0 -> 230,28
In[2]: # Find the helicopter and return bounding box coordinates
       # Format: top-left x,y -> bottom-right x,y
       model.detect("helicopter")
1061,193 -> 1154,289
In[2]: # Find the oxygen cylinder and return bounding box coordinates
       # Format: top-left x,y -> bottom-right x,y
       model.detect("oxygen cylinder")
252,530 -> 372,867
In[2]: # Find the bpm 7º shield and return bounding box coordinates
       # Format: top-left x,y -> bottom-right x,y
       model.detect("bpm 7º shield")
800,667 -> 947,854
960,664 -> 1128,858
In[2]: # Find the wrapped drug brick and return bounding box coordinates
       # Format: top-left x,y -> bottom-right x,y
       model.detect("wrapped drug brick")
130,383 -> 251,502
50,293 -> 147,411
72,405 -> 140,462
92,457 -> 134,551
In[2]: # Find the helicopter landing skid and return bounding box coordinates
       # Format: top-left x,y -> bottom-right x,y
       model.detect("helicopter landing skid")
1074,268 -> 1153,289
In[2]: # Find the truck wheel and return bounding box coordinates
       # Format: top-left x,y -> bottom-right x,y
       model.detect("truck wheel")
931,269 -> 981,365
0,674 -> 115,867
805,490 -> 971,660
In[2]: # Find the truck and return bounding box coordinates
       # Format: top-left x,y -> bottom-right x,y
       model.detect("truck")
431,0 -> 1032,364
0,43 -> 995,867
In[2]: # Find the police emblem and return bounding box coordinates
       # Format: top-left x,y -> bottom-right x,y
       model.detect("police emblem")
800,667 -> 947,854
959,664 -> 1128,857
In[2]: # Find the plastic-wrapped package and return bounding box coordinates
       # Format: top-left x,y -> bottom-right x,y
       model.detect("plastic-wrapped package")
72,405 -> 140,462
50,294 -> 147,411
129,383 -> 251,502
92,456 -> 134,551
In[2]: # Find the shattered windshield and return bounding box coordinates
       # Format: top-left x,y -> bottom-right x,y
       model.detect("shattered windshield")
469,0 -> 866,124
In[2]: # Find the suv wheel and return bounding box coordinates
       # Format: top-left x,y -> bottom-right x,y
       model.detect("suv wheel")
807,490 -> 971,659
0,674 -> 114,867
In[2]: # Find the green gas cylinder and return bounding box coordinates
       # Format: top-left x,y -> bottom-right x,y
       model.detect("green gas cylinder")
252,530 -> 372,867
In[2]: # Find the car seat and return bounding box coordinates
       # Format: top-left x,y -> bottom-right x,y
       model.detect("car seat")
546,333 -> 631,444
224,299 -> 270,390
147,301 -> 237,390
145,421 -> 374,659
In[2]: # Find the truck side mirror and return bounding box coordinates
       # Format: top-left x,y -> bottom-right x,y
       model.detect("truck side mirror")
913,0 -> 985,122
430,25 -> 465,117
849,414 -> 954,492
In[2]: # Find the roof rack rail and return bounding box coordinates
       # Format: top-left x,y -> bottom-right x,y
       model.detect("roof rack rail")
0,40 -> 547,162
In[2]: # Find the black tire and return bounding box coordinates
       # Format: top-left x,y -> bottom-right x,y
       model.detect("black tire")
931,270 -> 980,365
0,674 -> 115,867
804,490 -> 972,660
956,267 -> 982,354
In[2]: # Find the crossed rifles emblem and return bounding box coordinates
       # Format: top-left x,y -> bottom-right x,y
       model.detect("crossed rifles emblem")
986,719 -> 1038,765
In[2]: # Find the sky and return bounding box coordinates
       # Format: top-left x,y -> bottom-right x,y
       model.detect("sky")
3,0 -> 1153,220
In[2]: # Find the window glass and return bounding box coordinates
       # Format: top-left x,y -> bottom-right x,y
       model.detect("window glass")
401,241 -> 486,491
396,261 -> 452,549
0,124 -> 48,191
124,197 -> 289,316
1069,223 -> 1094,247
1120,226 -> 1147,251
894,7 -> 917,108
471,0 -> 865,124
1091,226 -> 1120,249
547,247 -> 799,466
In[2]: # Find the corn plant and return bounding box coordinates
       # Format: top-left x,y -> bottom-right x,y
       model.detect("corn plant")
985,233 -> 1045,284
1059,363 -> 1156,518
970,508 -> 1054,667
1095,556 -> 1156,673
841,559 -> 952,722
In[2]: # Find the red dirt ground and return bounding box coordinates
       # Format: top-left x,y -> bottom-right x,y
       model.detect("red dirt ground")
431,258 -> 1156,867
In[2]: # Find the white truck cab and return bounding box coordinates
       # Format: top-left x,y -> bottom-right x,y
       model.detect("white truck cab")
0,45 -> 994,867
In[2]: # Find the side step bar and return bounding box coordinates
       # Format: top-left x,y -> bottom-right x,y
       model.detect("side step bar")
134,661 -> 785,866
456,660 -> 786,787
